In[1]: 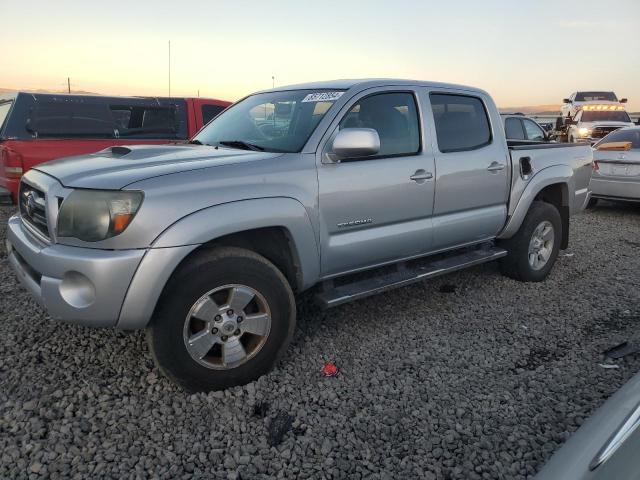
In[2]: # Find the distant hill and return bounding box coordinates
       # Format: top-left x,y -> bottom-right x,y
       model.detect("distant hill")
0,87 -> 99,95
499,105 -> 561,115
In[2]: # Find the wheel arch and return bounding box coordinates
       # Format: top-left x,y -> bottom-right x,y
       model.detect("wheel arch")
117,197 -> 320,330
498,164 -> 574,249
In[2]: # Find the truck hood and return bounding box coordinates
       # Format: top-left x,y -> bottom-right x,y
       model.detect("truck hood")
581,121 -> 635,128
34,144 -> 283,190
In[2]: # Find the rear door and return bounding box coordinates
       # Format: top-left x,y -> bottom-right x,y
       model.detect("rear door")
427,90 -> 510,250
317,87 -> 436,276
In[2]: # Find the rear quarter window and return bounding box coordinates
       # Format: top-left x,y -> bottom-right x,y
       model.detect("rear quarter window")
430,94 -> 492,152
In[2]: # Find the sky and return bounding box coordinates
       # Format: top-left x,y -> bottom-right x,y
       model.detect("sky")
1,0 -> 639,110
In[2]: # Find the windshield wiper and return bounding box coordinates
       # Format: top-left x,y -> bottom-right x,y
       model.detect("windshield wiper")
218,140 -> 265,151
189,139 -> 204,145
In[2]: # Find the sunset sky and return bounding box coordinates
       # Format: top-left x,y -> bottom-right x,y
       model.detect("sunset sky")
1,0 -> 639,109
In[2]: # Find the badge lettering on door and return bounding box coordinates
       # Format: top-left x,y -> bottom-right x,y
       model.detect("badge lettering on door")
337,218 -> 373,228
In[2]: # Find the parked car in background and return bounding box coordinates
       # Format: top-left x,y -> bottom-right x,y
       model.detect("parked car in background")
536,369 -> 640,479
566,107 -> 634,144
0,93 -> 231,204
588,127 -> 640,207
5,79 -> 593,391
502,113 -> 551,142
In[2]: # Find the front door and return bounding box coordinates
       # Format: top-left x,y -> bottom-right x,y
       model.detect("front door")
317,89 -> 436,276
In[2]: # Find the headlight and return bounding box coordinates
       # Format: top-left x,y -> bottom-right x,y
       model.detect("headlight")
57,190 -> 143,242
578,127 -> 591,137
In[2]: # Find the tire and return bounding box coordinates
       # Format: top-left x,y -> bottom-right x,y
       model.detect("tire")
146,247 -> 296,392
499,201 -> 562,282
586,197 -> 598,209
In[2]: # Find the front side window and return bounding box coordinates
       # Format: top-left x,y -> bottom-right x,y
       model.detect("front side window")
523,119 -> 545,141
202,104 -> 226,125
505,117 -> 525,140
194,89 -> 344,153
0,101 -> 13,134
430,94 -> 492,152
339,92 -> 420,157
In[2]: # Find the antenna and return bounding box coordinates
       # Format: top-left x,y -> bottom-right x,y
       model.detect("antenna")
67,77 -> 71,94
272,76 -> 275,89
168,40 -> 171,97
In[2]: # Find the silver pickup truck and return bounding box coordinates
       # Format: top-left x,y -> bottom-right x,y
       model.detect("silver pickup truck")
5,79 -> 593,391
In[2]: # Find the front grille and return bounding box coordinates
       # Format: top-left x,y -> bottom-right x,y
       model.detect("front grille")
19,182 -> 50,239
591,126 -> 622,139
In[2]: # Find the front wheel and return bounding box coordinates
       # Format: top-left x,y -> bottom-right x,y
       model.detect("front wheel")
499,201 -> 562,282
147,247 -> 296,392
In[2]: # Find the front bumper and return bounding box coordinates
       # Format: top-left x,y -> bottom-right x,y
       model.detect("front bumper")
6,214 -> 145,327
590,177 -> 640,202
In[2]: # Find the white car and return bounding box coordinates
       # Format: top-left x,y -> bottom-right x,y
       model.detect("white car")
561,91 -> 627,118
567,106 -> 634,144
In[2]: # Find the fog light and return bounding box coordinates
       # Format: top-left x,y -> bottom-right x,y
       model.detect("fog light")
59,271 -> 95,308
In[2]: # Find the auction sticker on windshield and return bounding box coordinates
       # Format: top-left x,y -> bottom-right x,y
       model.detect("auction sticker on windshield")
302,92 -> 344,103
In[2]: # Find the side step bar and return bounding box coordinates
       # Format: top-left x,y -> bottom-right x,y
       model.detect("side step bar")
315,245 -> 507,309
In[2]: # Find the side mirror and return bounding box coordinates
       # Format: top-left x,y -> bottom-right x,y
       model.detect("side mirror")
331,128 -> 380,160
564,118 -> 577,125
620,98 -> 628,103
563,98 -> 572,104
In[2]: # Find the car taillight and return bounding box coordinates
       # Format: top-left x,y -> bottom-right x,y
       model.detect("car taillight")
0,146 -> 23,179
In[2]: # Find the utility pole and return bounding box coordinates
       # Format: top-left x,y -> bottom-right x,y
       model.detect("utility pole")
168,40 -> 171,97
272,76 -> 275,88
67,77 -> 71,94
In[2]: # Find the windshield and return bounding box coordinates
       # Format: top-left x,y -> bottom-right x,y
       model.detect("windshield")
575,91 -> 617,102
193,89 -> 345,153
581,110 -> 631,123
596,128 -> 640,149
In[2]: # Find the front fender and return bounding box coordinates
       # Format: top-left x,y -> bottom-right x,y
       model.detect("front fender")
498,164 -> 573,240
117,197 -> 320,329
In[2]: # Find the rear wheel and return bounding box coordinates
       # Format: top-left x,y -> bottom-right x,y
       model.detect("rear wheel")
499,201 -> 562,282
586,197 -> 599,209
147,247 -> 296,392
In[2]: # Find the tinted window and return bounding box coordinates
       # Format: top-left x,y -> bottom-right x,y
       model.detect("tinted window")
202,104 -> 226,125
523,119 -> 546,141
431,94 -> 491,152
0,101 -> 13,134
27,102 -> 115,138
575,92 -> 617,102
581,110 -> 631,123
339,92 -> 420,157
505,117 -> 525,139
596,128 -> 640,149
110,105 -> 179,137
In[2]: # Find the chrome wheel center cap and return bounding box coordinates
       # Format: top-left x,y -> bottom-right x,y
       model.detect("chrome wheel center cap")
222,321 -> 237,334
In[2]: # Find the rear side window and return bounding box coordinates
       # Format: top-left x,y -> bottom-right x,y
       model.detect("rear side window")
505,117 -> 524,139
339,92 -> 420,157
430,94 -> 492,152
27,102 -> 115,138
597,129 -> 640,149
202,104 -> 226,125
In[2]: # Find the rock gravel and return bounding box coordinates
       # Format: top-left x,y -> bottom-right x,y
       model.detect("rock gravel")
1,203 -> 640,479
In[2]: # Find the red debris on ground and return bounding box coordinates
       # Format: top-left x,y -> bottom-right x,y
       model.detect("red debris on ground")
321,362 -> 339,377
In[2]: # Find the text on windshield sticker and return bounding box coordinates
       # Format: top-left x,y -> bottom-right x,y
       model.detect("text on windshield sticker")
302,92 -> 344,103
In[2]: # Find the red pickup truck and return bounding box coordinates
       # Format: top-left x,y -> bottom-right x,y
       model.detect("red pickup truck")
0,92 -> 231,204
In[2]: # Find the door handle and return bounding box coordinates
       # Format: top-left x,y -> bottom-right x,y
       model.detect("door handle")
410,170 -> 433,182
487,162 -> 505,172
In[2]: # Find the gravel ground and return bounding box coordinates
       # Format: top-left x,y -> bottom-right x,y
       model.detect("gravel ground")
1,203 -> 640,479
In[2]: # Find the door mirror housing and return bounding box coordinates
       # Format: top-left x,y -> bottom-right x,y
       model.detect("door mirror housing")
563,98 -> 572,104
620,98 -> 628,103
331,128 -> 380,160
